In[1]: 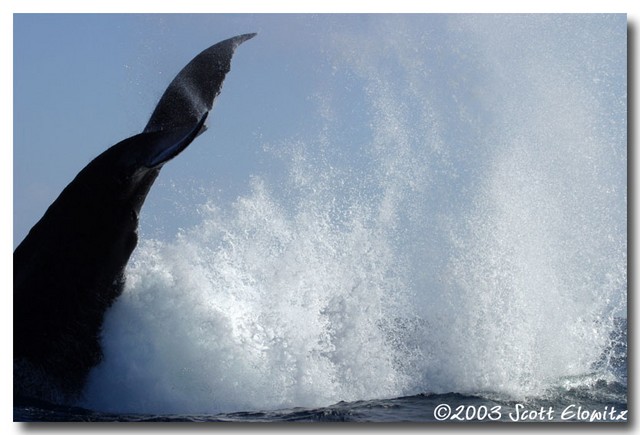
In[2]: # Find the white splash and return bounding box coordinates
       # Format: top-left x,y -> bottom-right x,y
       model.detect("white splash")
83,14 -> 626,414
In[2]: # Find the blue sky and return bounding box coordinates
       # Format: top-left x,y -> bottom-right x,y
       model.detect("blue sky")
14,14 -> 430,244
13,14 -> 322,244
12,13 -> 629,249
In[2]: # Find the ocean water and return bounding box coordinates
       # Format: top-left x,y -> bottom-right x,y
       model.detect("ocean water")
14,14 -> 627,423
15,318 -> 627,422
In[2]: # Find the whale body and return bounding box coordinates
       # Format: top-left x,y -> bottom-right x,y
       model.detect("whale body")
13,33 -> 256,403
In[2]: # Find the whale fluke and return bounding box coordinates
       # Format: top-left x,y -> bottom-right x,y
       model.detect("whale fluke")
13,34 -> 255,404
145,33 -> 256,133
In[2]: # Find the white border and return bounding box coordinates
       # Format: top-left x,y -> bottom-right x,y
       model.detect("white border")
3,2 -> 636,434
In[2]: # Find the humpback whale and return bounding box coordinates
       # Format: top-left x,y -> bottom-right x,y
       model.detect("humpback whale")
14,33 -> 256,404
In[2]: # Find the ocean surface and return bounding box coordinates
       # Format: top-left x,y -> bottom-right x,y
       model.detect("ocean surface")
12,392 -> 630,423
13,14 -> 627,424
14,319 -> 627,423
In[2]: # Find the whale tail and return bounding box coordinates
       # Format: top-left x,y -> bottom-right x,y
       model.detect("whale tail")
14,34 -> 255,404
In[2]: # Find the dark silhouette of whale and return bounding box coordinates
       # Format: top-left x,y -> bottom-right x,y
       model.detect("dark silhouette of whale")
14,33 -> 256,404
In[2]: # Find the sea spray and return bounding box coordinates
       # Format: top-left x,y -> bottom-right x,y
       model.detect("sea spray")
85,172 -> 415,413
83,14 -> 626,414
430,15 -> 627,397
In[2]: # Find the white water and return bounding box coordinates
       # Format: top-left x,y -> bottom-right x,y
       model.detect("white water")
83,15 -> 627,414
